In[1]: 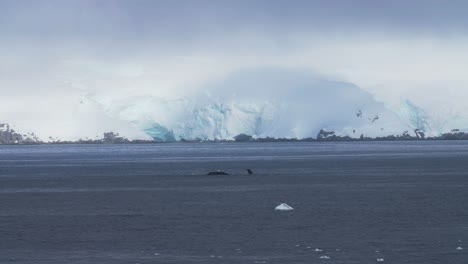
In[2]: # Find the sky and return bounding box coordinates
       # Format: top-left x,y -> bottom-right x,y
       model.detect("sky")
1,0 -> 468,139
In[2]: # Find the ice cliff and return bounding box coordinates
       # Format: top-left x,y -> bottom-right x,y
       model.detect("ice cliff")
85,69 -> 412,141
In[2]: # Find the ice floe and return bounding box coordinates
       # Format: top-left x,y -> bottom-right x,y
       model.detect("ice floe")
319,256 -> 330,259
377,258 -> 384,262
275,203 -> 294,211
456,246 -> 463,250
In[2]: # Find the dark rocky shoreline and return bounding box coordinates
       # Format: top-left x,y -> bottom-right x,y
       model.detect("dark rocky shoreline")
2,123 -> 468,145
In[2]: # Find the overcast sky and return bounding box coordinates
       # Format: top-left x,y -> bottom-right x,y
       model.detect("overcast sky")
1,0 -> 468,138
2,0 -> 468,36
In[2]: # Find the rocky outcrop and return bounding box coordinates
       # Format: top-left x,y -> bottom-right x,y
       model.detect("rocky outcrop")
414,129 -> 425,139
439,129 -> 468,140
0,123 -> 41,144
102,132 -> 130,144
233,133 -> 253,142
317,129 -> 336,140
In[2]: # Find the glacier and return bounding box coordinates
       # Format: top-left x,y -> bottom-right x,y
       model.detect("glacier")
5,68 -> 467,142
394,99 -> 468,137
81,69 -> 414,141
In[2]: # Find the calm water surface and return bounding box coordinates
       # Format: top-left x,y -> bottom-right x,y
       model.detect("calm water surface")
0,141 -> 467,263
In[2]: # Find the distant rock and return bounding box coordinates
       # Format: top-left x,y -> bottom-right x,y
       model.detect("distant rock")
440,130 -> 468,140
316,129 -> 336,140
414,129 -> 425,139
102,132 -> 129,144
233,133 -> 253,142
0,123 -> 41,144
317,129 -> 352,141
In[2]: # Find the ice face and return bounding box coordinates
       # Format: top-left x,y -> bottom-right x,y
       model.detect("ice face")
88,69 -> 411,141
395,99 -> 468,136
397,100 -> 431,132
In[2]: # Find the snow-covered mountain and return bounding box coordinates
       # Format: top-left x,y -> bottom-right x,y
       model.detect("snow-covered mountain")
52,91 -> 467,141
4,69 -> 467,142
80,69 -> 414,141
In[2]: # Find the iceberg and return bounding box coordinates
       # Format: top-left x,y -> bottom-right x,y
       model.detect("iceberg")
275,203 -> 294,211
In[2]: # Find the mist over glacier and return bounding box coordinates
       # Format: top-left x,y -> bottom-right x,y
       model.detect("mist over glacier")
81,68 -> 409,141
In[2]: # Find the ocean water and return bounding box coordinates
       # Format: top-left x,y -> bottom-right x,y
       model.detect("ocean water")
0,141 -> 467,263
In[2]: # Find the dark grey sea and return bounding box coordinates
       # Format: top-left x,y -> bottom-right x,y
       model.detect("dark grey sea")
0,141 -> 467,263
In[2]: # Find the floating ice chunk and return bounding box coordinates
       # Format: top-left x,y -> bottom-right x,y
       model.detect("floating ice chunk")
153,253 -> 160,256
377,258 -> 384,262
275,203 -> 294,211
456,246 -> 463,250
314,248 -> 323,252
319,255 -> 330,259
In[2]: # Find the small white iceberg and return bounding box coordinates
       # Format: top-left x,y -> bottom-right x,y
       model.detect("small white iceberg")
377,258 -> 384,262
319,255 -> 330,259
314,248 -> 323,252
456,246 -> 463,250
275,203 -> 294,211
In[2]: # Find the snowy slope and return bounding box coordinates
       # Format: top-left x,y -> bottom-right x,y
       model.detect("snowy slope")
5,68 -> 468,142
87,69 -> 414,141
